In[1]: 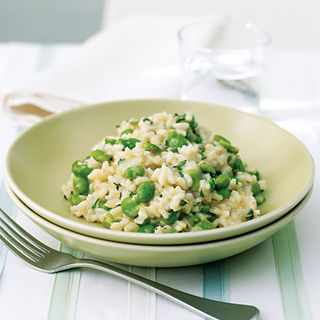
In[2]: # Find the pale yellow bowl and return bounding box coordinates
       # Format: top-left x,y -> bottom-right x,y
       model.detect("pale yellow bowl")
6,181 -> 311,267
5,99 -> 314,245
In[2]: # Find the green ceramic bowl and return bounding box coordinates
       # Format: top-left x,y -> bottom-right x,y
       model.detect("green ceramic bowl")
5,99 -> 314,245
5,181 -> 311,267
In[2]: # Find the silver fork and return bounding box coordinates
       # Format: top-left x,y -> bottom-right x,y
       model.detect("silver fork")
0,208 -> 259,320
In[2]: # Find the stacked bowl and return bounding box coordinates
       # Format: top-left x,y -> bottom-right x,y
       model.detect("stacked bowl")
4,100 -> 314,267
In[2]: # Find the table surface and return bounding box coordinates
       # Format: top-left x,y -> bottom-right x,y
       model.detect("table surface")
0,39 -> 320,320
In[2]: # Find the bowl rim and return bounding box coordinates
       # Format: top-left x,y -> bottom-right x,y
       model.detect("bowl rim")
4,99 -> 315,244
5,179 -> 312,250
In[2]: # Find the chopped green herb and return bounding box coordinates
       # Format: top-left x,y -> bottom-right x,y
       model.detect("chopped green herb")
179,199 -> 188,206
174,160 -> 187,169
246,209 -> 254,221
142,117 -> 153,124
120,129 -> 134,136
119,138 -> 140,149
208,177 -> 215,192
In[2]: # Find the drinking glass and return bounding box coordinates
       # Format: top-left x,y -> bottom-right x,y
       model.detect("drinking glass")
178,18 -> 271,111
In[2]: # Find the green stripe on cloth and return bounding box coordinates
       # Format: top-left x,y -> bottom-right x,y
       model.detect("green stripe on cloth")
203,260 -> 229,301
0,184 -> 17,275
48,244 -> 84,320
32,45 -> 84,320
272,222 -> 312,320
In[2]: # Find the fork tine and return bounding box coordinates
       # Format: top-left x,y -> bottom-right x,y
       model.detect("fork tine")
0,214 -> 45,258
0,208 -> 50,253
0,225 -> 40,264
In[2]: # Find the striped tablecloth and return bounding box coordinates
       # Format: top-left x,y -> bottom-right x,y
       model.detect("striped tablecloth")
0,43 -> 320,320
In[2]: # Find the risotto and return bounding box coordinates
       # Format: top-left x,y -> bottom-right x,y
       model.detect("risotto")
61,112 -> 267,234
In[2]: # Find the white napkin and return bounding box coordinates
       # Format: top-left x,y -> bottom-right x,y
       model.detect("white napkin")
3,16 -> 199,125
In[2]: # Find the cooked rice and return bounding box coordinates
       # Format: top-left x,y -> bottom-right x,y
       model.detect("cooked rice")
61,111 -> 266,233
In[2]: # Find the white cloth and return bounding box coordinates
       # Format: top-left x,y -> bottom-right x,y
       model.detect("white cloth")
5,14 -> 264,126
3,17 -> 191,124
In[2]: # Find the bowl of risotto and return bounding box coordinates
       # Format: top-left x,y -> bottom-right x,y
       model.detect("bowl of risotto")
5,99 -> 314,245
5,180 -> 312,267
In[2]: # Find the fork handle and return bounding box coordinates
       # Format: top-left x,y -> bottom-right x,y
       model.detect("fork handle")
73,258 -> 259,320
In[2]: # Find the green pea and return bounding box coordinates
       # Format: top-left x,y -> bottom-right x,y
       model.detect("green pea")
187,168 -> 202,192
72,160 -> 92,178
137,224 -> 156,233
215,174 -> 231,189
207,213 -> 217,222
164,210 -> 180,225
208,177 -> 215,192
255,192 -> 265,205
124,165 -> 145,180
104,137 -> 117,145
119,138 -> 140,150
189,115 -> 198,129
121,197 -> 139,218
70,194 -> 86,206
251,182 -> 261,196
246,209 -> 254,221
216,188 -> 231,199
199,161 -> 216,175
102,213 -> 116,228
120,129 -> 134,136
192,220 -> 214,231
135,181 -> 155,203
200,205 -> 210,213
73,177 -> 89,195
170,147 -> 179,153
166,131 -> 187,148
213,134 -> 239,154
142,142 -> 162,154
232,157 -> 246,172
91,149 -> 112,163
195,134 -> 202,144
